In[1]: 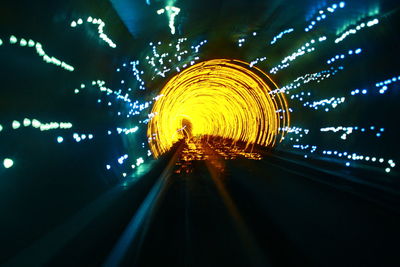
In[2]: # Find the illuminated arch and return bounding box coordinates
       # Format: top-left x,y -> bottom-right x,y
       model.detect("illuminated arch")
147,59 -> 290,158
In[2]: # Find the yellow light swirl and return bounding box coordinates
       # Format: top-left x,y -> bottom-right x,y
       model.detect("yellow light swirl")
147,59 -> 290,158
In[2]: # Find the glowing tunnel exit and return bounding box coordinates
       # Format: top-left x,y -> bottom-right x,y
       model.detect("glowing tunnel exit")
147,59 -> 290,158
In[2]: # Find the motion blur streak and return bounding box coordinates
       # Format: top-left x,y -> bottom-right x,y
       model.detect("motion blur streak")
147,59 -> 290,158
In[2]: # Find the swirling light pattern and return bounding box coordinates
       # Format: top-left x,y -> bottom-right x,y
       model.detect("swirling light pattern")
147,59 -> 290,158
1,0 -> 398,178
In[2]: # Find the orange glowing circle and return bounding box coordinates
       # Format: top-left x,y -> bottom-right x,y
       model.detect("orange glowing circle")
147,59 -> 290,158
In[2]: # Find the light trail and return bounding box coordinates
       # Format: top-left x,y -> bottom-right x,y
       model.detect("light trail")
147,59 -> 290,158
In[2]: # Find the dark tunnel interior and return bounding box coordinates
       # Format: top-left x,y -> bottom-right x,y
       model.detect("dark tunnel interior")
1,0 -> 400,266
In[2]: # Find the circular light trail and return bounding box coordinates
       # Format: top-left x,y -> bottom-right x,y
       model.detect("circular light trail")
148,59 -> 290,158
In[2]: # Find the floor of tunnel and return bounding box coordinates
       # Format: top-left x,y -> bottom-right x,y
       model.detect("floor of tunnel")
19,141 -> 398,267
124,156 -> 400,267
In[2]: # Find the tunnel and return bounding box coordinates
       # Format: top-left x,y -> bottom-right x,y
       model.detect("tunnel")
1,0 -> 400,266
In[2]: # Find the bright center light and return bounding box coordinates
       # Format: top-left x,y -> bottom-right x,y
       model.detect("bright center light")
147,59 -> 290,158
3,158 -> 14,169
